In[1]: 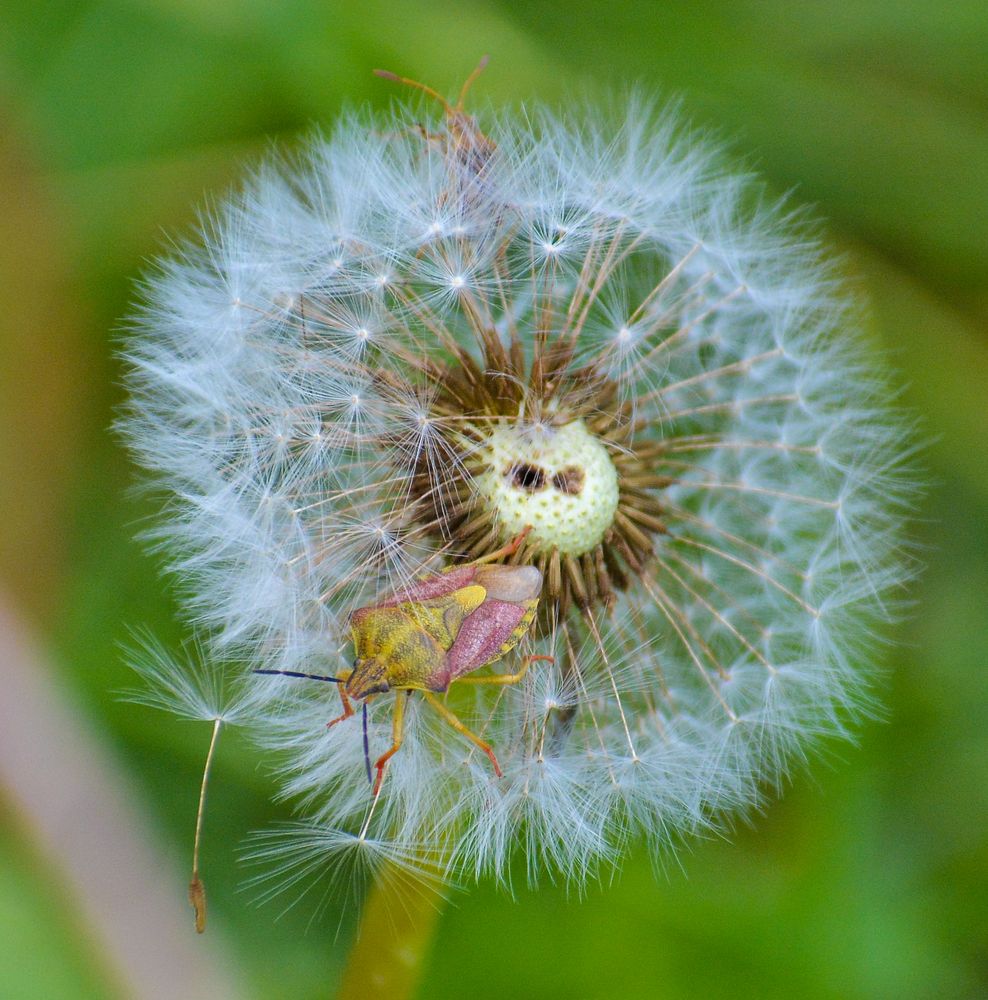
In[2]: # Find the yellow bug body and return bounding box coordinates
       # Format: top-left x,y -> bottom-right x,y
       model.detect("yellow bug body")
346,565 -> 541,698
261,530 -> 550,796
345,584 -> 487,696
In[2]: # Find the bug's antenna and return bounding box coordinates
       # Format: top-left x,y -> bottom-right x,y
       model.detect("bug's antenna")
188,717 -> 223,933
362,702 -> 373,785
253,669 -> 342,684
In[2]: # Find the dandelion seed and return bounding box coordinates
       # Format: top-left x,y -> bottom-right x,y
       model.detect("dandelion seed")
122,638 -> 253,930
120,66 -> 915,906
120,633 -> 248,724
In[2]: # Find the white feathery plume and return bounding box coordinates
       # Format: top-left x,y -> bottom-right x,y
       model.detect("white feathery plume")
120,69 -> 916,907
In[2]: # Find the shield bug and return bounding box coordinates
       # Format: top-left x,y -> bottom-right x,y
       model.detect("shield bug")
257,529 -> 551,796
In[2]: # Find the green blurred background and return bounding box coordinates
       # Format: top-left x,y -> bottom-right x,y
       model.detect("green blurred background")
1,2 -> 986,998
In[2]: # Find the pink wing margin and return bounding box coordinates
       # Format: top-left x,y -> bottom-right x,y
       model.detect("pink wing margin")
376,565 -> 478,608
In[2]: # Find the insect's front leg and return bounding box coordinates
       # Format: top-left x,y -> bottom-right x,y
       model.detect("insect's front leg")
468,524 -> 533,566
327,669 -> 355,729
372,690 -> 410,797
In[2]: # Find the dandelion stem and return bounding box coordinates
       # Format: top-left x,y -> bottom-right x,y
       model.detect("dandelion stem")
337,862 -> 446,1000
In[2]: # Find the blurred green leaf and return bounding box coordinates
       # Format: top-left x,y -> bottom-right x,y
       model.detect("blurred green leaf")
0,820 -> 120,1000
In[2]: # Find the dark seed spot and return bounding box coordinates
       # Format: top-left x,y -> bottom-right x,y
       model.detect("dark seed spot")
506,463 -> 547,492
552,466 -> 585,496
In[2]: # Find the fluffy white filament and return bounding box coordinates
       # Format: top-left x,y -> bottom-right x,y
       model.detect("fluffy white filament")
121,93 -> 914,892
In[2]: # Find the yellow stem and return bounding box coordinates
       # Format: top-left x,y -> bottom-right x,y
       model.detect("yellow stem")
337,864 -> 446,1000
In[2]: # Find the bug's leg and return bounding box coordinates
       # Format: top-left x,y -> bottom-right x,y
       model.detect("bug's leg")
469,525 -> 533,566
327,680 -> 355,729
421,691 -> 503,778
456,54 -> 490,110
372,691 -> 409,797
454,653 -> 555,687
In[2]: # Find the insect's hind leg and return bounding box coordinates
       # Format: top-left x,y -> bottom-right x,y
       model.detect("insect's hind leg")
421,690 -> 504,778
372,690 -> 409,797
454,654 -> 555,687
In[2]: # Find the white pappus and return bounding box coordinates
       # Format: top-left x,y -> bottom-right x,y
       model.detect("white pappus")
120,66 -> 915,906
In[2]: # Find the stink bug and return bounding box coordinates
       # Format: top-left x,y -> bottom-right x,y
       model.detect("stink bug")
257,529 -> 551,796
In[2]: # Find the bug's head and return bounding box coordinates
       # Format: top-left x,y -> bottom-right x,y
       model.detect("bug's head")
344,657 -> 390,700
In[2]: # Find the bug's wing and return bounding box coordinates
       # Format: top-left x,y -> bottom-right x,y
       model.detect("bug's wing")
398,585 -> 487,651
473,564 -> 542,603
376,564 -> 478,608
444,598 -> 537,683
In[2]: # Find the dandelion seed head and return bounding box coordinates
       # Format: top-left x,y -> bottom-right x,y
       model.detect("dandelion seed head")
472,419 -> 619,557
121,77 -> 915,897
